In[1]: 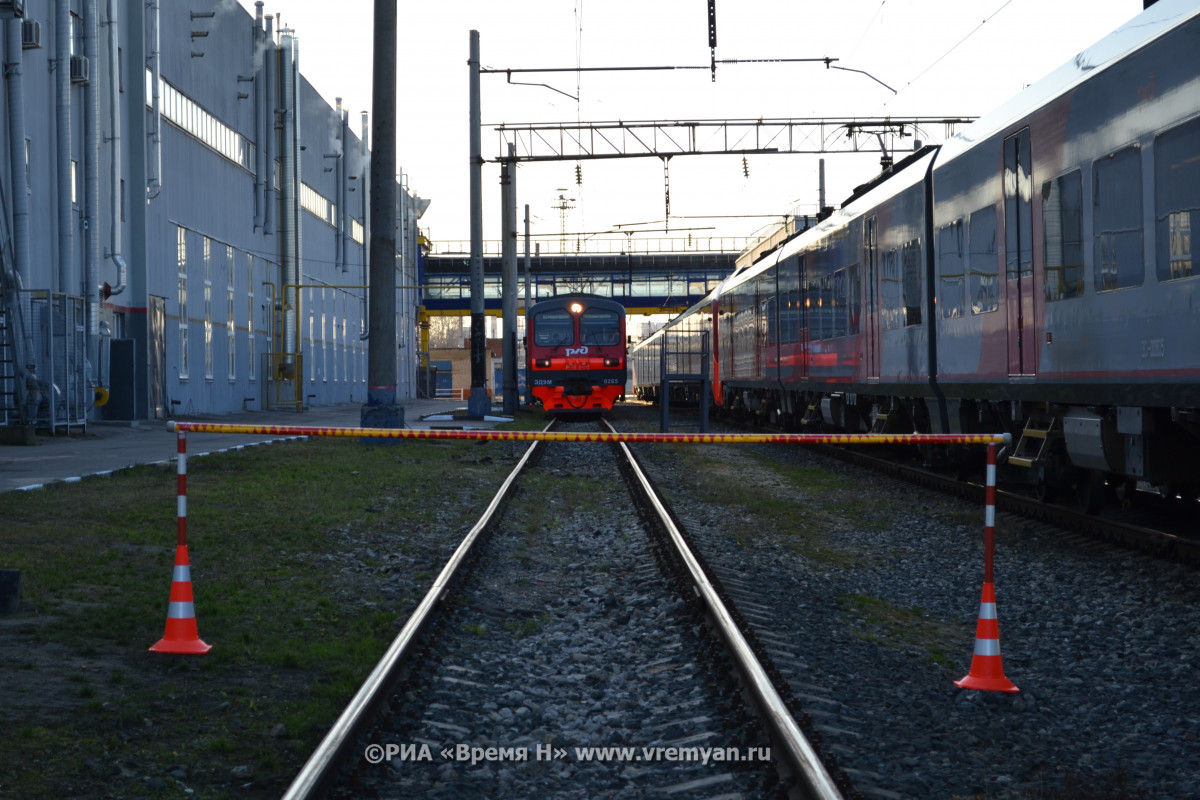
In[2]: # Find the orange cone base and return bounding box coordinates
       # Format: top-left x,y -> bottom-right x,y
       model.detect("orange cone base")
149,620 -> 212,655
955,659 -> 1018,693
955,673 -> 1019,692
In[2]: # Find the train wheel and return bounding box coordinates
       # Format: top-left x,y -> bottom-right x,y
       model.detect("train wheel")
1034,466 -> 1058,504
1075,469 -> 1106,515
953,445 -> 973,482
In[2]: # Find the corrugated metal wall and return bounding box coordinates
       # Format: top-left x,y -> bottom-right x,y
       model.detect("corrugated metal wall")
0,0 -> 420,422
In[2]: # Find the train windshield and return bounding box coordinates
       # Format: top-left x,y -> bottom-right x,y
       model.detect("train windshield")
579,308 -> 621,345
533,309 -> 574,346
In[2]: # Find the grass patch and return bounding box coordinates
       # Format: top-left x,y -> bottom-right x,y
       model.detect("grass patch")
645,437 -> 884,566
836,594 -> 963,668
0,431 -> 522,799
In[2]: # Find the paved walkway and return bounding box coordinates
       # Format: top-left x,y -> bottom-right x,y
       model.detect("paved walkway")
0,400 -> 512,494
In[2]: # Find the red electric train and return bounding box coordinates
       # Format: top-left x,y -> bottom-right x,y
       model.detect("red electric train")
526,294 -> 627,414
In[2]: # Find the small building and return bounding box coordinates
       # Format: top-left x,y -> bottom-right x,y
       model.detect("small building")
428,339 -> 503,400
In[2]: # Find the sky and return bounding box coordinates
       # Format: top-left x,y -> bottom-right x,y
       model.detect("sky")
236,0 -> 1145,252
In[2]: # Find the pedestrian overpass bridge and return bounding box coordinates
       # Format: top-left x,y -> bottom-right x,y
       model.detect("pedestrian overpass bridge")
420,242 -> 745,316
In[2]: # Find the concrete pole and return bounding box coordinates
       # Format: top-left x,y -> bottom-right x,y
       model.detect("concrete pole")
467,30 -> 489,417
361,0 -> 402,429
501,145 -> 517,414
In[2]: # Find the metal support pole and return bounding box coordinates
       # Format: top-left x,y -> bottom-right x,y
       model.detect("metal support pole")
659,335 -> 669,433
467,30 -> 489,418
362,0 -> 402,429
523,204 -> 532,406
699,331 -> 710,434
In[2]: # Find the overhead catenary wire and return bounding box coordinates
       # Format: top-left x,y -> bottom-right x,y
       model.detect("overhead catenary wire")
886,0 -> 1016,102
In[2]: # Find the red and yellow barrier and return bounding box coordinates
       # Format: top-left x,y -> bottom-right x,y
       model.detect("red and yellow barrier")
169,421 -> 1008,447
160,421 -> 1017,687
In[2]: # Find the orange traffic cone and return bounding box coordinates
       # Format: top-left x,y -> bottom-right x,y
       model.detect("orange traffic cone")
954,582 -> 1017,692
149,545 -> 212,654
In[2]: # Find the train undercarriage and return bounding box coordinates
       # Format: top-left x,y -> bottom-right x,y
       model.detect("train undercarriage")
714,384 -> 1200,514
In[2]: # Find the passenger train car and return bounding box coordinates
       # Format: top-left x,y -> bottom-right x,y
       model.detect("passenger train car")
526,294 -> 627,414
632,0 -> 1200,508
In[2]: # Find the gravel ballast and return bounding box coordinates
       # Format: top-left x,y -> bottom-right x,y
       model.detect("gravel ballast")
624,416 -> 1200,800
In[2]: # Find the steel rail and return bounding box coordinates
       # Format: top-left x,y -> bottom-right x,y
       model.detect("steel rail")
604,419 -> 844,800
279,421 -> 554,800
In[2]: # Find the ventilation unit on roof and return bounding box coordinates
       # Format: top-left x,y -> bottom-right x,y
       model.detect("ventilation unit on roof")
21,19 -> 40,49
69,55 -> 89,83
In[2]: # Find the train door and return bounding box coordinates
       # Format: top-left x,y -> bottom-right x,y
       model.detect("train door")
1003,128 -> 1037,376
863,217 -> 880,381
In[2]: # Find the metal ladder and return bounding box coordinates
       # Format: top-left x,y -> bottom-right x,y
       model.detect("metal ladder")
1007,415 -> 1062,468
0,272 -> 22,426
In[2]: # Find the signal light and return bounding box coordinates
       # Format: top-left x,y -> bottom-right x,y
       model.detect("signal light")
603,357 -> 621,367
534,358 -> 551,368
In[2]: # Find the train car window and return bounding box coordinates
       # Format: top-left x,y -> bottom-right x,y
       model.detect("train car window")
968,207 -> 1000,314
779,257 -> 800,343
763,297 -> 777,347
579,308 -> 621,345
902,239 -> 923,326
832,269 -> 848,337
938,220 -> 966,318
1042,170 -> 1084,301
1093,146 -> 1144,291
847,263 -> 862,335
1154,117 -> 1200,281
533,309 -> 574,347
880,249 -> 902,331
818,274 -> 834,340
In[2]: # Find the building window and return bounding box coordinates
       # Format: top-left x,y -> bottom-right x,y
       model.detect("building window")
247,255 -> 256,382
308,287 -> 315,383
147,72 -> 255,171
1093,146 -> 1144,292
177,227 -> 189,380
203,238 -> 213,381
227,246 -> 236,381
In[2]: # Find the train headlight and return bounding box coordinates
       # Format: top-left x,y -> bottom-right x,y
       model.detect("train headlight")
534,358 -> 551,368
570,302 -> 583,314
603,357 -> 621,367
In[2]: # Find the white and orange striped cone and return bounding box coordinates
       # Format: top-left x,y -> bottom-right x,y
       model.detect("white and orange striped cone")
954,581 -> 1017,692
149,544 -> 212,654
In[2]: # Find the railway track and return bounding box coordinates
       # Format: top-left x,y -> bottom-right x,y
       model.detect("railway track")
795,441 -> 1200,567
612,402 -> 1200,799
282,418 -> 849,800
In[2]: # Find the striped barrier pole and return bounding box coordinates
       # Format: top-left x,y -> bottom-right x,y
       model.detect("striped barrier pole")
149,430 -> 212,654
955,442 -> 1017,692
